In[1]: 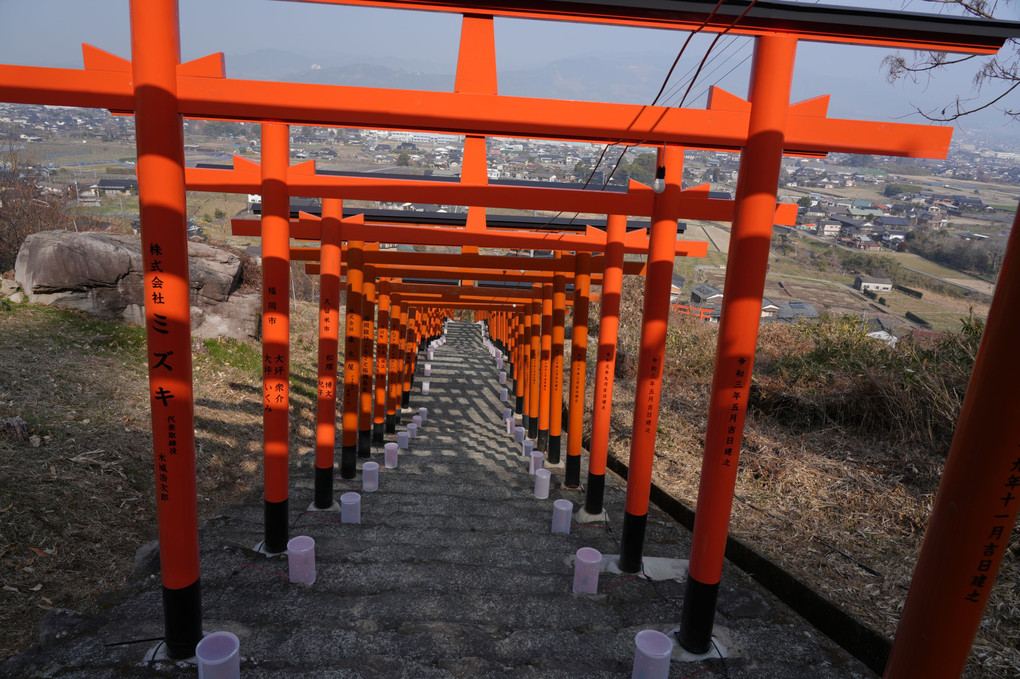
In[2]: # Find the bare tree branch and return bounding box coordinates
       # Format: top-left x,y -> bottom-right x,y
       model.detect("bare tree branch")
884,0 -> 1018,123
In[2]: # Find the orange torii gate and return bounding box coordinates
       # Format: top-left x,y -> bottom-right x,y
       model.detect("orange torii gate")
2,1 -> 1018,674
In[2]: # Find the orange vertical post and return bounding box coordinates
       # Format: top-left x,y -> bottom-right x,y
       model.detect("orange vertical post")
395,305 -> 410,412
372,279 -> 390,443
340,240 -> 364,479
617,144 -> 684,574
259,122 -> 292,554
549,266 -> 567,463
312,198 -> 343,510
519,306 -> 531,418
401,308 -> 418,408
358,265 -> 376,458
884,211 -> 1020,678
528,296 -> 542,439
679,34 -> 798,653
129,0 -> 201,658
386,295 -> 403,432
565,252 -> 591,487
538,283 -> 553,451
583,214 -> 626,518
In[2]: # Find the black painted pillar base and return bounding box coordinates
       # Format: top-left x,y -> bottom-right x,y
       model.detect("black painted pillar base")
528,417 -> 538,439
677,576 -> 720,655
385,413 -> 397,434
617,510 -> 647,574
162,579 -> 202,659
264,498 -> 289,554
372,422 -> 385,444
584,472 -> 606,515
564,454 -> 581,487
357,430 -> 371,458
547,434 -> 561,464
515,394 -> 524,415
313,466 -> 333,509
401,390 -> 411,408
537,428 -> 549,452
340,444 -> 357,480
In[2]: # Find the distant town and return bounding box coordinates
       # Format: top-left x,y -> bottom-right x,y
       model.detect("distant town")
2,101 -> 1017,337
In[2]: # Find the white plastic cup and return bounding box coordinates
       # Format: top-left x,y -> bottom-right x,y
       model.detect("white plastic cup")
341,492 -> 361,524
384,442 -> 399,468
397,431 -> 409,449
523,439 -> 534,459
412,414 -> 422,430
552,499 -> 572,534
529,450 -> 544,475
631,630 -> 674,679
407,422 -> 418,438
573,547 -> 601,594
424,363 -> 431,377
499,388 -> 508,402
419,407 -> 428,422
498,371 -> 506,384
196,631 -> 240,679
362,461 -> 379,492
513,426 -> 526,443
534,468 -> 551,499
422,381 -> 430,395
287,535 -> 316,585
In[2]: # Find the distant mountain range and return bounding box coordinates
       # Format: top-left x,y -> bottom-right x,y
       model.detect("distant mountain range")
224,47 -> 684,105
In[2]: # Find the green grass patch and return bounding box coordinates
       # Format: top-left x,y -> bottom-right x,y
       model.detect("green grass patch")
201,337 -> 262,375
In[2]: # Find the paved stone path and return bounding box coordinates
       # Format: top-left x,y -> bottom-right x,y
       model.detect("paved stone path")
1,322 -> 875,678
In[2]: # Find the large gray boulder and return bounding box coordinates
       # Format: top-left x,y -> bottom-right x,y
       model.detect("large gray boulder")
15,231 -> 259,340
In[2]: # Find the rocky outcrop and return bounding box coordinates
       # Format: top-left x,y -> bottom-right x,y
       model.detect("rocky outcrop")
15,231 -> 259,340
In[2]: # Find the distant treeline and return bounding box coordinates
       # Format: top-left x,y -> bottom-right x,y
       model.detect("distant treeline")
904,230 -> 1004,278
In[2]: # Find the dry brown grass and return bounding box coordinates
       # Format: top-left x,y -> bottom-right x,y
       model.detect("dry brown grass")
0,299 -> 322,660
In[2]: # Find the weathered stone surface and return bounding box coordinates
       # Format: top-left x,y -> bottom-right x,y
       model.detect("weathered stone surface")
14,231 -> 258,340
0,278 -> 21,296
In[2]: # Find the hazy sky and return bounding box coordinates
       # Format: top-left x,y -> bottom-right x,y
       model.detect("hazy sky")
0,0 -> 1016,134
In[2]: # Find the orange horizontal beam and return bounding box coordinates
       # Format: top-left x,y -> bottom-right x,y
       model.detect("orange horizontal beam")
288,245 -> 646,275
305,262 -> 611,284
0,62 -> 951,157
231,216 -> 708,257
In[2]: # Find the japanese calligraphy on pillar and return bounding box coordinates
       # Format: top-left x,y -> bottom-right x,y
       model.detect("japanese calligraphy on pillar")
641,353 -> 661,435
963,446 -> 1020,603
145,239 -> 190,507
317,294 -> 337,400
598,345 -> 615,414
721,356 -> 749,468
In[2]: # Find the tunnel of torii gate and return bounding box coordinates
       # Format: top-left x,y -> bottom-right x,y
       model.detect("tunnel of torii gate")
1,0 -> 1019,676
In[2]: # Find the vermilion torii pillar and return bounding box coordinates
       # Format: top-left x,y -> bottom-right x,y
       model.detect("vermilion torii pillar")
130,0 -> 201,658
312,198 -> 343,510
583,213 -> 627,519
358,265 -> 377,458
549,265 -> 567,464
537,283 -> 553,452
386,294 -> 404,432
340,240 -> 365,479
617,145 -> 684,574
883,212 -> 1020,678
372,280 -> 391,443
565,252 -> 591,487
678,35 -> 798,652
259,122 -> 292,555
